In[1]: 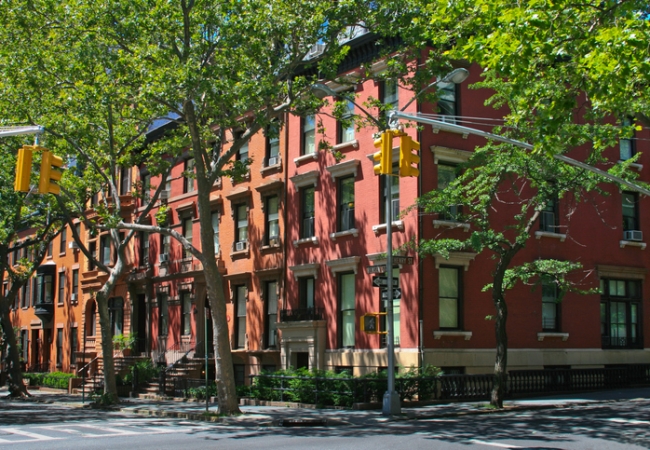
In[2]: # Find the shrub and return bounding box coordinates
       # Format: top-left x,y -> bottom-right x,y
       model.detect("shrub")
41,372 -> 75,389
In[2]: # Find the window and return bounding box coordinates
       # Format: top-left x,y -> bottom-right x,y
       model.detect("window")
381,79 -> 398,123
438,163 -> 461,221
265,195 -> 279,245
56,328 -> 63,366
235,203 -> 248,248
58,272 -> 65,305
72,270 -> 79,302
237,140 -> 249,164
59,227 -> 67,254
87,301 -> 97,336
540,195 -> 559,233
88,241 -> 96,271
380,164 -> 399,223
542,280 -> 559,331
338,176 -> 355,231
439,266 -> 461,329
622,192 -> 639,232
300,187 -> 315,239
21,330 -> 28,362
120,166 -> 131,196
265,281 -> 278,348
140,231 -> 150,265
108,297 -> 124,336
211,210 -> 220,254
302,115 -> 316,155
36,272 -> 54,305
47,239 -> 53,258
100,235 -> 111,266
437,81 -> 459,123
182,217 -> 193,258
184,158 -> 195,193
337,98 -> 355,143
266,124 -> 280,166
70,326 -> 78,365
161,234 -> 171,259
299,277 -> 315,308
20,279 -> 29,309
142,173 -> 151,203
235,285 -> 247,349
620,117 -> 635,161
158,293 -> 168,336
601,279 -> 641,349
181,292 -> 192,336
339,273 -> 355,348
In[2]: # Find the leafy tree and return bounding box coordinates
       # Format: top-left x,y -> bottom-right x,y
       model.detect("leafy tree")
405,0 -> 650,407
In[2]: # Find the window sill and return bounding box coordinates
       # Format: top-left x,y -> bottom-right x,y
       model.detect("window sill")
332,140 -> 359,152
260,243 -> 281,252
293,236 -> 319,247
618,160 -> 643,171
330,229 -> 359,240
535,231 -> 567,242
230,248 -> 250,258
372,221 -> 404,234
260,162 -> 282,175
537,332 -> 569,341
294,153 -> 318,166
433,220 -> 470,232
434,330 -> 472,340
620,240 -> 647,250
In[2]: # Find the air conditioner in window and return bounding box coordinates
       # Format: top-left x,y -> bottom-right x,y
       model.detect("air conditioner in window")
269,236 -> 279,246
235,241 -> 246,252
159,253 -> 170,263
624,230 -> 643,241
71,293 -> 77,302
159,190 -> 170,201
307,43 -> 326,59
69,241 -> 79,249
268,156 -> 279,166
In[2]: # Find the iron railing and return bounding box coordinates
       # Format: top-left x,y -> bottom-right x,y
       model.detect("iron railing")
280,307 -> 324,322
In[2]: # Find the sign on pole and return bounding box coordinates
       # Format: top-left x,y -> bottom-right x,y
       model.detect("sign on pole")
372,276 -> 399,288
381,288 -> 402,300
392,256 -> 414,265
365,264 -> 387,274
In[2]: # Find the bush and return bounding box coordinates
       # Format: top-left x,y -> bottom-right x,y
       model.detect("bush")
41,372 -> 75,389
123,359 -> 160,386
23,372 -> 44,387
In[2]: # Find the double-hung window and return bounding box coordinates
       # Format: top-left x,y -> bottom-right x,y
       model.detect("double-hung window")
265,281 -> 278,348
439,266 -> 461,329
100,235 -> 111,266
59,227 -> 67,254
56,328 -> 63,366
72,269 -> 78,303
622,192 -> 640,233
182,217 -> 193,259
338,97 -> 355,144
619,117 -> 635,161
120,166 -> 131,196
338,176 -> 355,231
70,326 -> 78,365
542,280 -> 559,331
437,163 -> 461,221
181,292 -> 192,336
437,81 -> 459,123
158,293 -> 168,336
601,278 -> 641,349
234,203 -> 248,250
266,124 -> 280,166
339,273 -> 355,348
58,272 -> 65,305
300,187 -> 315,239
211,210 -> 220,254
540,196 -> 559,233
140,231 -> 150,266
380,164 -> 399,224
265,196 -> 279,245
235,285 -> 247,349
302,115 -> 316,155
299,277 -> 315,309
184,158 -> 195,193
108,297 -> 124,336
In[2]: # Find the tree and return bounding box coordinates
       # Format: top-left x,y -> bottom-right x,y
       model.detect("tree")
0,0 -> 404,414
407,0 -> 650,407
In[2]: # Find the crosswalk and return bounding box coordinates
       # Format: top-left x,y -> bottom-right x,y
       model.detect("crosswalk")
0,419 -> 215,445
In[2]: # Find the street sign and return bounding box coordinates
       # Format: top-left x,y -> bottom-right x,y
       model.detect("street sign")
392,256 -> 414,265
381,288 -> 402,300
365,264 -> 387,274
372,276 -> 399,288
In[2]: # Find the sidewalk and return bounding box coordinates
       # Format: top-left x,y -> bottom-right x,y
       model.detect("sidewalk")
10,386 -> 650,428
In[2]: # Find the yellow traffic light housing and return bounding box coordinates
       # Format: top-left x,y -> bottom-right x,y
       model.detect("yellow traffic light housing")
38,149 -> 64,195
361,312 -> 387,334
399,134 -> 420,177
373,131 -> 393,176
14,146 -> 34,192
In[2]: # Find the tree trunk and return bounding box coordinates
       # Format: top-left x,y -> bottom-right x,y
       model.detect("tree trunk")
491,293 -> 508,408
185,100 -> 241,415
0,299 -> 29,397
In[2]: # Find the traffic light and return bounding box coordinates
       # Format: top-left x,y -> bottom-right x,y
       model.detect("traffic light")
360,312 -> 387,334
399,134 -> 420,177
373,131 -> 393,176
14,146 -> 34,192
38,149 -> 64,195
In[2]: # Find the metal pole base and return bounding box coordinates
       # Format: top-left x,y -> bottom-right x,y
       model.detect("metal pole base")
382,390 -> 401,416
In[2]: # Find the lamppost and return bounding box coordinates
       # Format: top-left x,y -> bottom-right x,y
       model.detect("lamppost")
311,68 -> 468,416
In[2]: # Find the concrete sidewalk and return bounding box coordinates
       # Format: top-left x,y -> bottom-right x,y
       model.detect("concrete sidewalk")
11,386 -> 650,428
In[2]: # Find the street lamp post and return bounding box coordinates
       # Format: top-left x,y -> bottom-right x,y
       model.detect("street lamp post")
311,69 -> 468,416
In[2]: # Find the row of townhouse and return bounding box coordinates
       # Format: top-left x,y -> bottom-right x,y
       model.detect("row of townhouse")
8,37 -> 650,383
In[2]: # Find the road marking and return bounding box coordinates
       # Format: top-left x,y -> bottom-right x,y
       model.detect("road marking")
469,439 -> 522,449
607,418 -> 650,425
0,428 -> 62,442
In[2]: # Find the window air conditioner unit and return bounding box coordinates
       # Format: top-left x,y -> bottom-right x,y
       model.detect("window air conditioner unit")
624,230 -> 643,241
159,190 -> 170,201
235,241 -> 246,252
159,253 -> 170,263
71,293 -> 77,302
69,241 -> 79,249
268,156 -> 279,166
269,236 -> 279,246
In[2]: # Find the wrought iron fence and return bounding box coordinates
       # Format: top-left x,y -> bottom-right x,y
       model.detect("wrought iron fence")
280,307 -> 324,322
